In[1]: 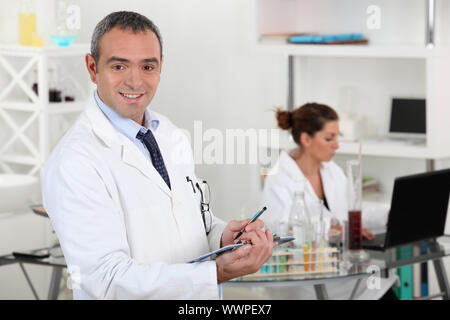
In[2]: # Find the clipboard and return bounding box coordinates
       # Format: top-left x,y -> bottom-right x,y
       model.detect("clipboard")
274,236 -> 295,246
186,236 -> 295,263
187,242 -> 246,263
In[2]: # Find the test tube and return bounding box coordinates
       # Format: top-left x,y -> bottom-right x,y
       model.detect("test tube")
318,239 -> 325,272
311,240 -> 316,271
310,221 -> 317,272
279,255 -> 286,273
265,256 -> 272,274
273,252 -> 279,273
303,242 -> 310,272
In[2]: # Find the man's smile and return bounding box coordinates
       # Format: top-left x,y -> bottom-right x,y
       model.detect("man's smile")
119,92 -> 145,102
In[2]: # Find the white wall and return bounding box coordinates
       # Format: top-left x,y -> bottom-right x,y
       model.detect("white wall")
1,0 -> 449,299
68,0 -> 287,221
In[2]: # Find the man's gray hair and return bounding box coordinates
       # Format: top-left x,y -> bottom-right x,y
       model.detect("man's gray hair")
90,11 -> 163,65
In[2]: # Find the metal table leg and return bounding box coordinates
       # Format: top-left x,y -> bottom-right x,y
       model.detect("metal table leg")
314,284 -> 329,300
428,240 -> 450,300
47,266 -> 63,300
349,278 -> 362,300
19,262 -> 40,300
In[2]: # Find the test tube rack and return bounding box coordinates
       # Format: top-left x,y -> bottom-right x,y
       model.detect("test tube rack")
244,246 -> 341,279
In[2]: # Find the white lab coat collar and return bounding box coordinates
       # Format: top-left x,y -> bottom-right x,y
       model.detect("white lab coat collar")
84,94 -> 172,198
277,150 -> 337,209
276,150 -> 304,183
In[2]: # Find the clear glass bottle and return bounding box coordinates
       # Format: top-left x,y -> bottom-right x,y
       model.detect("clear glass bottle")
288,190 -> 311,249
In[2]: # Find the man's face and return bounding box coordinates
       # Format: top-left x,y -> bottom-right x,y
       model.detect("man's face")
86,27 -> 162,124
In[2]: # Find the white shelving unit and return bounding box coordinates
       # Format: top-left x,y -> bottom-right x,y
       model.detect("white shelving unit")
257,40 -> 437,59
254,0 -> 450,300
272,133 -> 450,160
0,44 -> 92,300
254,0 -> 450,163
0,43 -> 92,177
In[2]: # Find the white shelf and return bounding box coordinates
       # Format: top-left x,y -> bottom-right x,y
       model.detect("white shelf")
260,133 -> 450,159
0,101 -> 86,114
257,40 -> 439,59
0,154 -> 38,166
0,43 -> 90,57
337,140 -> 432,159
0,101 -> 37,111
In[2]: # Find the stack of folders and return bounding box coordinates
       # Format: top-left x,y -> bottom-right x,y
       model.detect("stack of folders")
288,33 -> 368,45
395,242 -> 429,300
395,245 -> 414,300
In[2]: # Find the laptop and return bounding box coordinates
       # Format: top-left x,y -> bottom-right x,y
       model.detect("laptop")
362,168 -> 450,251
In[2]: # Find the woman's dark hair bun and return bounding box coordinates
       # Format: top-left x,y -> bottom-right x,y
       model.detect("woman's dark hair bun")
276,108 -> 292,130
274,103 -> 339,146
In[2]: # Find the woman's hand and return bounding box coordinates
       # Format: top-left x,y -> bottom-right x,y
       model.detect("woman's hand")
362,228 -> 374,240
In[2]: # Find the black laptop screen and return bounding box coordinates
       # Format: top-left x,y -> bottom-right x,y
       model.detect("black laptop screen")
386,169 -> 450,247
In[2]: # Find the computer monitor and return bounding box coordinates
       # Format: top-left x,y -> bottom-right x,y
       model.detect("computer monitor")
389,98 -> 426,140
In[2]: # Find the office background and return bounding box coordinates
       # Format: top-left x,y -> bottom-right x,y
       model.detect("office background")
0,0 -> 449,299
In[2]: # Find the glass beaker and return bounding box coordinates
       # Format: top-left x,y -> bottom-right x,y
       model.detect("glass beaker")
346,159 -> 368,262
51,0 -> 78,46
328,216 -> 343,248
19,0 -> 37,46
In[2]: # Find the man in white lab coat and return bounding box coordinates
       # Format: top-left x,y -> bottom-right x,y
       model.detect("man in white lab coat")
42,11 -> 274,299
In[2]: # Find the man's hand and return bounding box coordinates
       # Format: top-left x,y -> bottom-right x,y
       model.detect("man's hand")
220,219 -> 265,247
216,223 -> 275,284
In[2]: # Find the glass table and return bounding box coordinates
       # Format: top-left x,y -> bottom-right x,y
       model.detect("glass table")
1,236 -> 449,300
0,245 -> 66,300
224,236 -> 450,300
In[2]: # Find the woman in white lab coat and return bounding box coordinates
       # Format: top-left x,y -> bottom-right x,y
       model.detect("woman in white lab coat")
260,103 -> 397,300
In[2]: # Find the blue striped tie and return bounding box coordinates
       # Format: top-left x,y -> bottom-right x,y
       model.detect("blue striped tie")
136,129 -> 171,189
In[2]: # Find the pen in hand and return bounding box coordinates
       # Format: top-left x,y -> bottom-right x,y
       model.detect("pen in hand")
233,206 -> 267,240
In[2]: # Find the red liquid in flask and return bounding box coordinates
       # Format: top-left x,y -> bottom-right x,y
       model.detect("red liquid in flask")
348,210 -> 362,250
